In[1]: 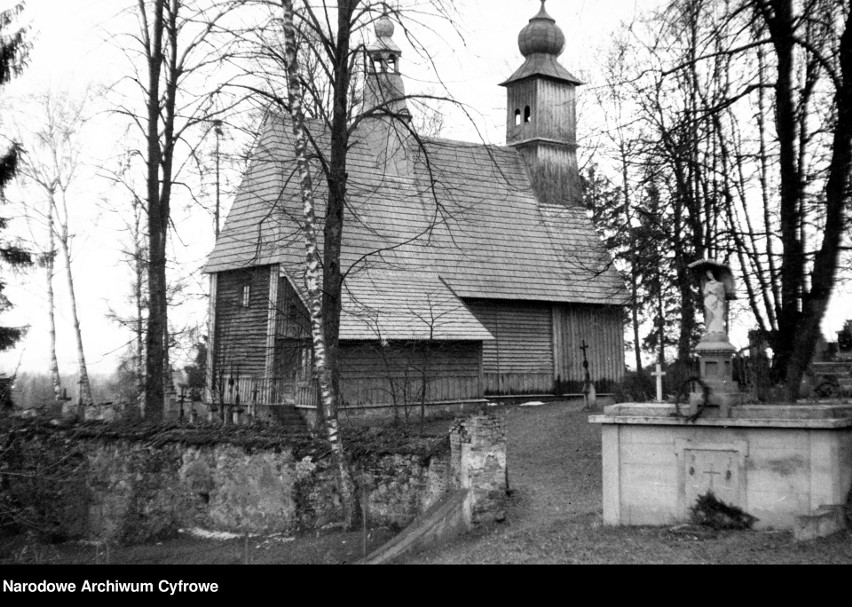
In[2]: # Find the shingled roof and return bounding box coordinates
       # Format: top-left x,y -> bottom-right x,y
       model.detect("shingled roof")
204,111 -> 627,340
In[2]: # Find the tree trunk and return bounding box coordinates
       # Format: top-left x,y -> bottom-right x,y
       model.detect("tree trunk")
620,143 -> 642,375
46,192 -> 61,401
135,206 -> 146,406
781,6 -> 852,401
280,0 -> 357,529
54,202 -> 93,408
760,0 -> 803,384
143,0 -> 166,422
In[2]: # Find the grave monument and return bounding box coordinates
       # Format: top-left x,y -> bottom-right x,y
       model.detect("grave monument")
687,260 -> 742,415
590,262 -> 852,540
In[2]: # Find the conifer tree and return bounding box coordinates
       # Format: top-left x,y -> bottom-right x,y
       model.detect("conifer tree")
0,1 -> 32,351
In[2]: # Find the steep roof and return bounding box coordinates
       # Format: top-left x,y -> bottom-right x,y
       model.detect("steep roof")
204,112 -> 627,339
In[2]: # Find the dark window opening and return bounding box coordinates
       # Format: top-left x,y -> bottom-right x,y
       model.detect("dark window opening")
514,109 -> 521,126
524,105 -> 531,123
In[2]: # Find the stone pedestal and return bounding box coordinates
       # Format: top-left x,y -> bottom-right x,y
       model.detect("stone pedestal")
690,333 -> 742,416
450,414 -> 508,525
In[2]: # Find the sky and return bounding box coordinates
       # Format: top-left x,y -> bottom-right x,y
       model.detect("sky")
1,0 -> 850,382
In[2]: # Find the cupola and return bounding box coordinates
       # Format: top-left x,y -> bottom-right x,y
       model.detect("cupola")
363,14 -> 411,121
500,1 -> 583,207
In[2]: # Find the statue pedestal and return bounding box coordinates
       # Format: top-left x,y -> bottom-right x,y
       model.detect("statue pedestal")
690,333 -> 743,416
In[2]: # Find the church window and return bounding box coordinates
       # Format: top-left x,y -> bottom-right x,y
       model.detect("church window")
241,284 -> 251,307
373,58 -> 383,73
524,105 -> 531,122
388,55 -> 397,72
514,109 -> 521,126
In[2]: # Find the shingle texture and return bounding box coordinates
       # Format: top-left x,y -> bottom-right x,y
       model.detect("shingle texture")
204,112 -> 626,340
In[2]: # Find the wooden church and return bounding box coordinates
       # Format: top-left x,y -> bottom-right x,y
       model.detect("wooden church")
203,2 -> 627,424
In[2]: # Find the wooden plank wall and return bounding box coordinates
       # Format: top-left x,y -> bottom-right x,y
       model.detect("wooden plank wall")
552,303 -> 624,390
213,266 -> 272,386
338,341 -> 482,406
275,275 -> 310,339
465,299 -> 554,395
505,77 -> 537,143
535,79 -> 576,143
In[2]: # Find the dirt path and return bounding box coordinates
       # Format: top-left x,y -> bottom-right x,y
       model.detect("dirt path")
402,401 -> 852,564
401,400 -> 607,563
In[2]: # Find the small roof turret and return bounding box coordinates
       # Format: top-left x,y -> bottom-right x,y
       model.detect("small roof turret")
363,12 -> 410,121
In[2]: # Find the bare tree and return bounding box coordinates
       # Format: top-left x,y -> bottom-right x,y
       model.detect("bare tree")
590,0 -> 852,401
15,90 -> 95,408
113,0 -> 244,419
100,147 -> 149,408
278,0 -> 357,528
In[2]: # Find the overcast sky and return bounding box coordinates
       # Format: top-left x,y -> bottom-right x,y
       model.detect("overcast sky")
1,0 -> 850,381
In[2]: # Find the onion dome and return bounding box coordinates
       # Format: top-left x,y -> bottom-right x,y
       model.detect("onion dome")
500,0 -> 581,87
374,14 -> 395,39
369,13 -> 401,54
518,0 -> 565,57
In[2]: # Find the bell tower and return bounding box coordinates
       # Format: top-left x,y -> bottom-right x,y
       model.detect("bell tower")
363,14 -> 411,121
361,14 -> 412,176
501,1 -> 583,206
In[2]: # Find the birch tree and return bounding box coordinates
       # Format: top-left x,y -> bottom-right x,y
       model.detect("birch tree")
279,0 -> 357,528
15,90 -> 95,408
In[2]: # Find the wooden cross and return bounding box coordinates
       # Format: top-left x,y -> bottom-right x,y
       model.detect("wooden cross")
580,340 -> 591,384
651,363 -> 666,402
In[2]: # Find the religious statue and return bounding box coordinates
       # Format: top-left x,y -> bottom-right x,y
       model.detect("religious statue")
688,259 -> 737,341
703,270 -> 727,335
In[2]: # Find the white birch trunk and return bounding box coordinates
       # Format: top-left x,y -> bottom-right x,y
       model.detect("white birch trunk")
46,191 -> 62,401
280,0 -> 357,528
54,193 -> 94,409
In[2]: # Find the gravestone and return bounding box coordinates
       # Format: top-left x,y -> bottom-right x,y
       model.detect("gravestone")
591,261 -> 852,538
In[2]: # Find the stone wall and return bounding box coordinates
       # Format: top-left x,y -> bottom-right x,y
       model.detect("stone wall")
1,413 -> 508,545
0,422 -> 449,544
